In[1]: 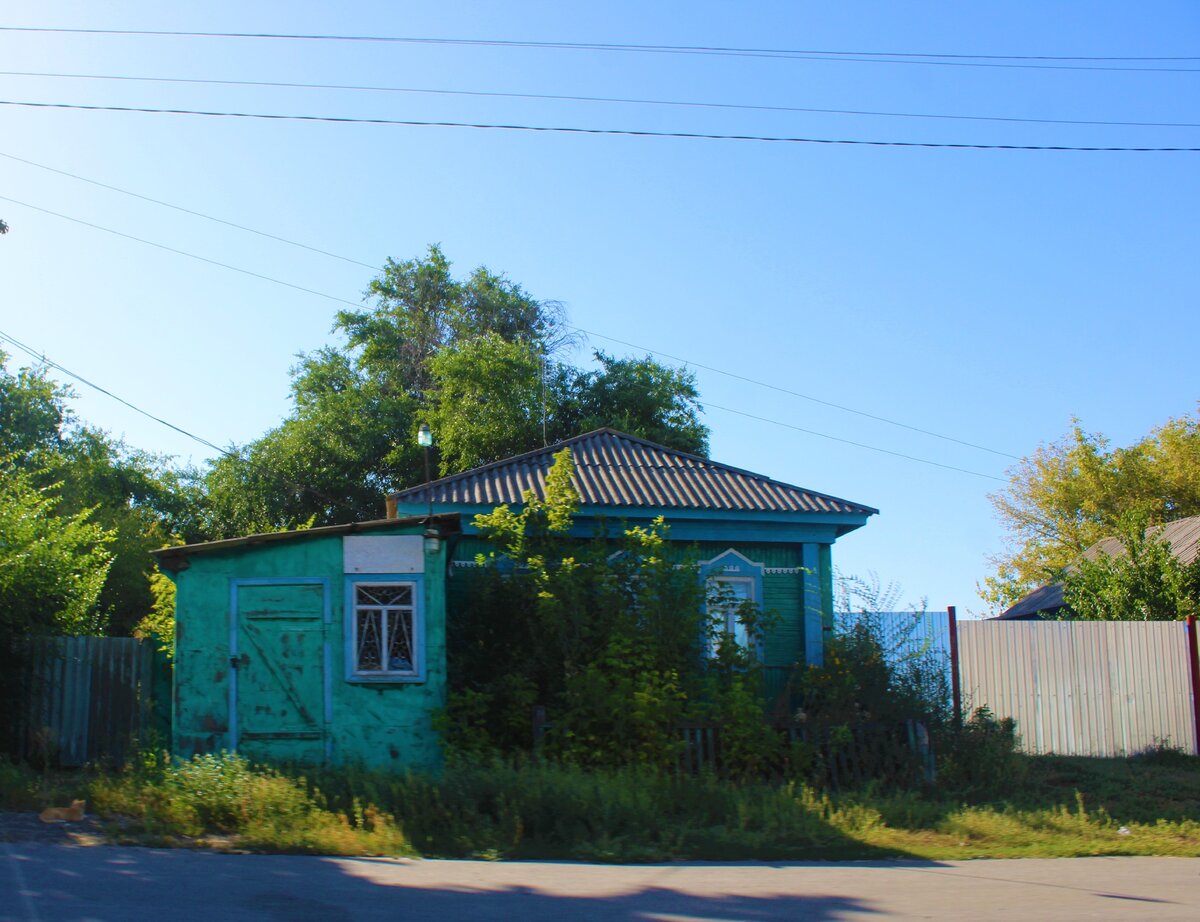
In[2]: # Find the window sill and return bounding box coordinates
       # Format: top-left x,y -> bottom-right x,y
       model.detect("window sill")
346,672 -> 426,685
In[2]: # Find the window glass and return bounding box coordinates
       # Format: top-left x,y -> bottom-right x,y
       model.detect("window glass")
709,576 -> 754,652
353,582 -> 416,676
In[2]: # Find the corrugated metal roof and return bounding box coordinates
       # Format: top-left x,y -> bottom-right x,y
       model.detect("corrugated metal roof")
995,513 -> 1200,620
152,513 -> 462,572
392,429 -> 877,517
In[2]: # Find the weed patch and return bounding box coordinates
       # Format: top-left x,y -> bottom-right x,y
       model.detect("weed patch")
4,752 -> 1198,861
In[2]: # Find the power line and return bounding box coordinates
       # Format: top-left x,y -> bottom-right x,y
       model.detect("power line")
0,328 -> 228,457
6,69 -> 1199,130
5,99 -> 1199,151
0,194 -> 363,308
0,323 -> 1005,483
0,197 -> 1009,481
702,401 -> 1006,481
0,150 -> 379,271
0,152 -> 1018,460
573,326 -> 1019,460
1,27 -> 1197,72
0,328 -> 347,507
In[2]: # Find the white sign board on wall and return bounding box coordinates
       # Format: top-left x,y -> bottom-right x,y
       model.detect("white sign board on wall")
342,536 -> 424,574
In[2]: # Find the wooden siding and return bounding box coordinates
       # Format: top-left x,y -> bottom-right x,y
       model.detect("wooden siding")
763,571 -> 805,666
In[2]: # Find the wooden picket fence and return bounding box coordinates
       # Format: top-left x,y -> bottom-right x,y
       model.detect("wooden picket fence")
14,636 -> 171,766
532,707 -> 933,789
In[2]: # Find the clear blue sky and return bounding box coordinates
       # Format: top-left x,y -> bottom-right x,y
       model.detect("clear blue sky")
2,2 -> 1197,616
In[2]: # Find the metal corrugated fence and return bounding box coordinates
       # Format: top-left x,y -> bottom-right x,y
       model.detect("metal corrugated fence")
957,621 -> 1198,757
17,636 -> 169,766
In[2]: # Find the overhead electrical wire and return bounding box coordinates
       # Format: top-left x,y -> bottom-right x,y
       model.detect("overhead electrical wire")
0,151 -> 1021,459
0,194 -> 1010,481
0,194 -> 363,308
0,327 -> 228,457
0,150 -> 379,271
4,99 -> 1198,151
1,26 -> 1197,72
4,70 -> 1198,130
0,327 -> 347,506
702,401 -> 1006,481
571,326 -> 1019,460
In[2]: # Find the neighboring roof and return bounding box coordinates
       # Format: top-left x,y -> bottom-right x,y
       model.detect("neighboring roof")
152,513 -> 462,572
995,514 -> 1200,620
391,428 -> 878,518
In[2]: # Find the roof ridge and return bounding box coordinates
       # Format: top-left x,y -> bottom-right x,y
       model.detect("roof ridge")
392,428 -> 877,514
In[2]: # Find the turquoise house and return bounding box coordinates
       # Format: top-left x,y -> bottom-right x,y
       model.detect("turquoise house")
159,429 -> 875,768
392,429 -> 876,679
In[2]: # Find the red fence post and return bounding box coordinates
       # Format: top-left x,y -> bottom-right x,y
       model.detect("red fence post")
947,606 -> 962,731
1187,616 -> 1200,756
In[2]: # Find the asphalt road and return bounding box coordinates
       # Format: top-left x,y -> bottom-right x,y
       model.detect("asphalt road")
4,842 -> 1200,921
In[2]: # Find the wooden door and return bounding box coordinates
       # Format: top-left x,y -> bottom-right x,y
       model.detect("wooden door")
233,581 -> 327,763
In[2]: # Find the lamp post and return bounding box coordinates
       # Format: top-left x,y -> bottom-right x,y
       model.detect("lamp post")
417,423 -> 438,554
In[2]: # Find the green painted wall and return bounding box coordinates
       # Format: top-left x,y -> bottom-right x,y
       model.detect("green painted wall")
446,531 -> 830,667
171,524 -> 447,770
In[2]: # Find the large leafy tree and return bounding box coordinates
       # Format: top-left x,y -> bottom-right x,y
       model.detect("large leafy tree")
983,412 -> 1200,611
0,456 -> 115,748
203,245 -> 709,535
561,351 -> 708,456
0,352 -> 201,635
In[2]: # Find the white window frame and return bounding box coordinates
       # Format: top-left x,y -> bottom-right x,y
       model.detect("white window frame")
707,575 -> 757,655
344,578 -> 425,683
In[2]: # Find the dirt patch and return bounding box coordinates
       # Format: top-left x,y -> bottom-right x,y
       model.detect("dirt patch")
0,812 -> 108,846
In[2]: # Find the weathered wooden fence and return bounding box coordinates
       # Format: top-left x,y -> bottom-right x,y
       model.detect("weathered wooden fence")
838,611 -> 1200,757
533,707 -> 933,788
15,637 -> 171,766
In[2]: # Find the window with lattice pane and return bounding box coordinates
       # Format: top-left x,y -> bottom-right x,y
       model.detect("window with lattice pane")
351,582 -> 418,677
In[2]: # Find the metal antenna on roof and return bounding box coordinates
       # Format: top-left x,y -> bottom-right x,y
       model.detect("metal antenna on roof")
541,351 -> 548,446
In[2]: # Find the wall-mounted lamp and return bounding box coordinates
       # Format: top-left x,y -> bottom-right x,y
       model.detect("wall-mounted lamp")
417,423 -> 433,522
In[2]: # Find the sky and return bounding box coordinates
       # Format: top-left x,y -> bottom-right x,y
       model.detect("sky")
1,2 -> 1197,617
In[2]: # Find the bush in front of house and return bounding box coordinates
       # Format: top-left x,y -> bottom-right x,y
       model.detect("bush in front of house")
443,448 -> 785,776
88,751 -> 410,856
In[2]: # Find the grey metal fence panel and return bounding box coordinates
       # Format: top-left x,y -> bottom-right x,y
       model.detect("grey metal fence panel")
19,636 -> 162,766
957,621 -> 1197,757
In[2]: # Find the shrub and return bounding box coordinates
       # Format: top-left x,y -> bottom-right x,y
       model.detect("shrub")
939,707 -> 1026,794
88,752 -> 411,855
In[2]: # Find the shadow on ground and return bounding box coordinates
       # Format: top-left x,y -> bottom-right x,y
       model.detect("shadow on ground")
0,842 -> 940,921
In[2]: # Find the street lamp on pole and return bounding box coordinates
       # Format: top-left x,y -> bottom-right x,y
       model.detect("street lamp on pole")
417,423 -> 438,554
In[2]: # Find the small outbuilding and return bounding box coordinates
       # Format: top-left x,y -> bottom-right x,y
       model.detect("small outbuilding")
154,514 -> 460,769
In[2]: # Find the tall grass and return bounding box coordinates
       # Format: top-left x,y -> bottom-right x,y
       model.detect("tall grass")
87,752 -> 410,856
4,751 -> 1198,861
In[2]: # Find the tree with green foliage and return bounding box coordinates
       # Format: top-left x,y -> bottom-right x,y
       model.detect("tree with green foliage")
558,351 -> 708,456
203,245 -> 709,535
0,456 -> 114,748
1060,516 -> 1200,621
983,411 -> 1200,611
426,333 -> 546,474
0,351 -> 201,635
445,449 -> 774,773
0,458 -> 113,636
